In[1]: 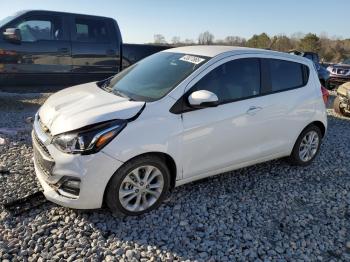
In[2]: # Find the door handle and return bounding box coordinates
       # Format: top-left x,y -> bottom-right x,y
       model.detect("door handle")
246,106 -> 263,115
58,47 -> 69,53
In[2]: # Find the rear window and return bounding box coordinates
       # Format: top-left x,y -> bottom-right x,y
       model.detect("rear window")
266,59 -> 309,92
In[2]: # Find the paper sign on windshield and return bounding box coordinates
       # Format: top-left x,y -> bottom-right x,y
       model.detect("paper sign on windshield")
180,55 -> 205,65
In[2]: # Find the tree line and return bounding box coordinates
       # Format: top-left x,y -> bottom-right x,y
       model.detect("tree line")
153,32 -> 350,62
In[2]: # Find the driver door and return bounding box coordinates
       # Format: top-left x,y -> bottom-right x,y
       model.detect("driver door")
2,12 -> 71,85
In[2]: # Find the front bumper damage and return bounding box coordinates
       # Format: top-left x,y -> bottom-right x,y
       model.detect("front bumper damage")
32,114 -> 123,209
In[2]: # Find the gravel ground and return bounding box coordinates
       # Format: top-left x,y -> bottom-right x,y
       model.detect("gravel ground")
0,90 -> 350,261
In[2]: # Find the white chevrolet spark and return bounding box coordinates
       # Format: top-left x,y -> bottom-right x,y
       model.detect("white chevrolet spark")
33,46 -> 327,216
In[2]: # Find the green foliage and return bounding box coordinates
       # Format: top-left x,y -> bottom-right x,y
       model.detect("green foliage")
246,33 -> 271,49
298,33 -> 320,52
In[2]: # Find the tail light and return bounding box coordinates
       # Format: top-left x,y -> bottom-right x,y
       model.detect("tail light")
321,86 -> 329,105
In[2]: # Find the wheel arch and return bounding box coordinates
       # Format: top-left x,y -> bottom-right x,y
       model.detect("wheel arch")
103,151 -> 178,205
309,120 -> 326,138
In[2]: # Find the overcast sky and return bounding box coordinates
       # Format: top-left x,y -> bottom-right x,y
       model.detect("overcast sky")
0,0 -> 349,43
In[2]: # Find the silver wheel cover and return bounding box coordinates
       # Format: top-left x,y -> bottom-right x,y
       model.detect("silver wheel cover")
298,130 -> 319,162
119,165 -> 164,212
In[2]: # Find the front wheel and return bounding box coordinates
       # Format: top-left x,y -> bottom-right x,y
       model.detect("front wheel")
288,125 -> 322,166
105,155 -> 171,216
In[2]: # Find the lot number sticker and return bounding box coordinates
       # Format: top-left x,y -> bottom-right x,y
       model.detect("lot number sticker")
180,55 -> 205,64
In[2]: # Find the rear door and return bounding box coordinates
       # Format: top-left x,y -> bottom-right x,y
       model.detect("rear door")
1,11 -> 71,85
259,57 -> 314,152
70,15 -> 119,84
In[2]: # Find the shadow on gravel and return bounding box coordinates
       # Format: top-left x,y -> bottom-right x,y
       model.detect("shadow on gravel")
1,109 -> 350,260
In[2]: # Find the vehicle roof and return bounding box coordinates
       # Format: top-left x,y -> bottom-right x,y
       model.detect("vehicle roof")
20,9 -> 113,20
163,45 -> 309,62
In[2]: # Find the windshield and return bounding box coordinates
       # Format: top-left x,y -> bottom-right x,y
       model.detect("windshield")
0,11 -> 26,28
105,52 -> 209,102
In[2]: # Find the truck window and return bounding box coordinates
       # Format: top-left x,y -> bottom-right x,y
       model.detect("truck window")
74,18 -> 109,43
15,16 -> 63,42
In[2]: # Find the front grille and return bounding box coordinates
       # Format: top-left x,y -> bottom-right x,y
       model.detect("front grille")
32,132 -> 55,177
33,131 -> 52,159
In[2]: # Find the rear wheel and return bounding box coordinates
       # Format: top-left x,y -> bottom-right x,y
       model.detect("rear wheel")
105,155 -> 171,216
288,125 -> 322,166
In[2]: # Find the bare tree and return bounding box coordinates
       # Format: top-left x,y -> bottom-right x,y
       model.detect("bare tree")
171,36 -> 181,45
198,31 -> 214,45
184,39 -> 195,45
154,34 -> 167,44
224,36 -> 246,46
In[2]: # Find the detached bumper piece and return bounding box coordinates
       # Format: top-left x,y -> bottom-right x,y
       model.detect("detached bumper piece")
3,191 -> 47,216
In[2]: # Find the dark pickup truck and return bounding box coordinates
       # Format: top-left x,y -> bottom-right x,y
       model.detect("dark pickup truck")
0,10 -> 170,86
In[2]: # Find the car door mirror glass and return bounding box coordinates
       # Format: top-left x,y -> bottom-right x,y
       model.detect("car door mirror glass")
188,90 -> 219,108
3,28 -> 21,43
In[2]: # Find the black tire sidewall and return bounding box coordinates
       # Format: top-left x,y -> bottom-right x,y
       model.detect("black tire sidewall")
290,125 -> 322,166
105,156 -> 171,216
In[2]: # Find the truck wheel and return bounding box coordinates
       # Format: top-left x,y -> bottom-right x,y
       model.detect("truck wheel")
333,97 -> 346,116
105,155 -> 171,216
288,125 -> 322,166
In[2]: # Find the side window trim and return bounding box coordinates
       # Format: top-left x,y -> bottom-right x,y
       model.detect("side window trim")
170,56 -> 311,115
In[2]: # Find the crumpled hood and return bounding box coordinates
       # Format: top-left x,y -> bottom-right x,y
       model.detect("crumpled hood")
39,82 -> 145,136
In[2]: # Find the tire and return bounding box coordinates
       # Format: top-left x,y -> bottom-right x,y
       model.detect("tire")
288,125 -> 322,166
105,155 -> 171,216
333,96 -> 347,116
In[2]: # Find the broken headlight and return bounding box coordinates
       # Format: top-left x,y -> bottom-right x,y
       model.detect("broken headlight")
52,120 -> 127,154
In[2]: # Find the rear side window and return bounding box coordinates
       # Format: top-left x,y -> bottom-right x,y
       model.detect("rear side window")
192,58 -> 261,103
266,59 -> 308,92
74,17 -> 109,43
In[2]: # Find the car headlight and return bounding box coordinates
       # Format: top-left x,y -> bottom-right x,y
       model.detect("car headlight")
52,120 -> 127,154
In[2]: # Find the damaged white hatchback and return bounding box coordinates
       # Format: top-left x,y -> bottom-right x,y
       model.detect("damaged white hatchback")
33,46 -> 327,216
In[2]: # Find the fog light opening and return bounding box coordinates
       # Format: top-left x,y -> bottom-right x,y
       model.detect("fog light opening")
58,178 -> 81,198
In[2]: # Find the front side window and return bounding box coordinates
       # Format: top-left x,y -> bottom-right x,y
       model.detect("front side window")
105,52 -> 209,102
74,18 -> 109,43
192,58 -> 261,103
267,59 -> 305,92
15,17 -> 62,42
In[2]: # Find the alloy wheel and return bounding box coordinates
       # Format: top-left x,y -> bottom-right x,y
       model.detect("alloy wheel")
118,165 -> 164,212
298,130 -> 319,162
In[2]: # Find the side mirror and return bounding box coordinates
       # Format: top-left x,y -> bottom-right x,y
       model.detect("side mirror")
188,90 -> 219,108
3,28 -> 21,43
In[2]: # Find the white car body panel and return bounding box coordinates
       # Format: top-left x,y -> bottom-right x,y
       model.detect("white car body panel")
32,46 -> 327,209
